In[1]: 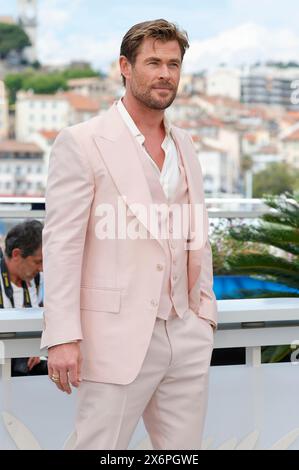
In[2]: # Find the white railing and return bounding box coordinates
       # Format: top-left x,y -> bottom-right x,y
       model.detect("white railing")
1,298 -> 299,450
1,298 -> 299,377
0,197 -> 270,219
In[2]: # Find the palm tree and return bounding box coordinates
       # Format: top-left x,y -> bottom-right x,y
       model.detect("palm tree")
226,192 -> 299,297
224,192 -> 299,362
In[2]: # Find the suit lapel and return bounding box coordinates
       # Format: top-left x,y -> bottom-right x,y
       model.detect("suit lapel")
93,104 -> 165,251
171,128 -> 208,292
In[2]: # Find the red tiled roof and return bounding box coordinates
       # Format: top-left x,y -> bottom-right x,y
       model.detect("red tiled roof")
243,133 -> 257,143
282,129 -> 299,142
286,111 -> 299,119
39,130 -> 59,141
191,135 -> 202,142
20,93 -> 66,101
0,16 -> 15,24
281,111 -> 299,125
18,91 -> 100,112
199,94 -> 245,110
63,92 -> 100,112
0,140 -> 42,153
242,107 -> 267,119
199,117 -> 223,127
67,77 -> 101,86
256,145 -> 279,155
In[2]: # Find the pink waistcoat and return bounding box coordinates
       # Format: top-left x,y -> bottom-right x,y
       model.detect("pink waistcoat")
136,141 -> 190,320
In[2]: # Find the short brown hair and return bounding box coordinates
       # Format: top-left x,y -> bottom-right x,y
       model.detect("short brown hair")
120,19 -> 189,85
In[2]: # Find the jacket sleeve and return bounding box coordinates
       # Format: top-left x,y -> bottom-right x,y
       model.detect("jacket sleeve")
40,127 -> 94,349
185,132 -> 218,329
197,239 -> 218,329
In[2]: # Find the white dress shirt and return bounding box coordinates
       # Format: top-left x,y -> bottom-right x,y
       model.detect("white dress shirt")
0,276 -> 39,308
117,99 -> 180,201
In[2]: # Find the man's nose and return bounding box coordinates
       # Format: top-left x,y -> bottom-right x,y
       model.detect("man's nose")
159,64 -> 171,80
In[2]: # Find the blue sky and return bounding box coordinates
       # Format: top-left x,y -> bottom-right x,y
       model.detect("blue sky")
1,0 -> 299,71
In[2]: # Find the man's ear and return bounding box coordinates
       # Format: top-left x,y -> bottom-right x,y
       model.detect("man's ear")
11,248 -> 22,260
119,55 -> 132,83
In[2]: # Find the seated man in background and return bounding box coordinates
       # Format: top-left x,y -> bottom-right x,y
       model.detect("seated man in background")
0,219 -> 46,376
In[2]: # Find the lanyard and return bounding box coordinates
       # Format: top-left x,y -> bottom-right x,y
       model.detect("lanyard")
0,255 -> 16,307
0,254 -> 40,309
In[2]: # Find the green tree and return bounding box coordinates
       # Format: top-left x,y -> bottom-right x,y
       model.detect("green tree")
62,67 -> 102,79
0,22 -> 31,59
225,193 -> 299,363
253,163 -> 298,197
4,66 -> 104,104
210,219 -> 264,276
4,72 -> 25,104
226,193 -> 299,296
22,73 -> 67,94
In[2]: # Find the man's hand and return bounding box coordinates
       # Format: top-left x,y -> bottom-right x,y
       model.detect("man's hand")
27,356 -> 41,371
48,342 -> 82,394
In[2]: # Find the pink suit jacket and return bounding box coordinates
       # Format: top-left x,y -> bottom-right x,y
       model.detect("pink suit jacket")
40,103 -> 218,384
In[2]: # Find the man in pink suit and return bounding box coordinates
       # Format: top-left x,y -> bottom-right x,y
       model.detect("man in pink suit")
41,19 -> 217,450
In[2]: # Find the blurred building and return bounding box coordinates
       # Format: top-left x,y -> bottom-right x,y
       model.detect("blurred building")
241,66 -> 299,110
251,145 -> 283,173
67,77 -> 108,99
15,90 -> 101,141
0,1 -> 38,67
281,126 -> 299,168
206,69 -> 241,100
0,140 -> 44,195
206,66 -> 299,111
193,136 -> 229,195
17,0 -> 38,63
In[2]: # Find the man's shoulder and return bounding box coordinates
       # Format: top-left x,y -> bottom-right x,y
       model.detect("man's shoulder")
62,113 -> 105,139
57,103 -> 117,142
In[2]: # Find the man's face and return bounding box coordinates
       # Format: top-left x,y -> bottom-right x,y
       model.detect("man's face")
15,246 -> 43,282
123,38 -> 182,110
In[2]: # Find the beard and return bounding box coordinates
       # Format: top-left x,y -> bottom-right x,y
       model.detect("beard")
130,77 -> 178,110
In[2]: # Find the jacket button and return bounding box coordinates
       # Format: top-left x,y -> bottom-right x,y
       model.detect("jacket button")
151,299 -> 158,307
156,264 -> 164,271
